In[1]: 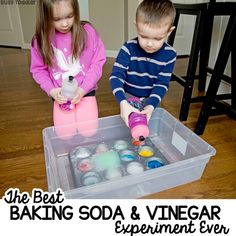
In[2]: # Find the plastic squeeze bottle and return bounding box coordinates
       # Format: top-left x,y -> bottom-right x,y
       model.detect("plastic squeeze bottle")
60,76 -> 78,111
127,97 -> 149,141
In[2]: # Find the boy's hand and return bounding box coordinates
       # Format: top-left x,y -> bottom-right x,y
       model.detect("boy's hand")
120,100 -> 140,126
140,105 -> 154,123
50,88 -> 67,104
71,87 -> 85,104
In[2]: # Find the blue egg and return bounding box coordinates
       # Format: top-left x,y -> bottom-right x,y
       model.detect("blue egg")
81,171 -> 101,186
146,157 -> 165,169
120,150 -> 136,161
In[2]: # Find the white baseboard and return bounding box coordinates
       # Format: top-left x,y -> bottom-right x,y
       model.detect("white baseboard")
22,43 -> 31,49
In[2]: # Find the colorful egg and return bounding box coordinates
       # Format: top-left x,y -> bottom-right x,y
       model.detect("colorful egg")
114,140 -> 128,150
77,158 -> 93,172
146,157 -> 166,169
81,171 -> 101,186
126,162 -> 144,175
71,146 -> 91,159
138,146 -> 154,157
96,143 -> 109,153
120,150 -> 136,161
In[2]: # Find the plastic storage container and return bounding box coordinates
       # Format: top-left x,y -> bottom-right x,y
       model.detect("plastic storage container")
43,108 -> 216,199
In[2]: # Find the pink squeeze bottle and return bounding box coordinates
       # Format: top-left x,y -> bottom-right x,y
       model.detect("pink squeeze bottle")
127,97 -> 149,141
60,76 -> 78,111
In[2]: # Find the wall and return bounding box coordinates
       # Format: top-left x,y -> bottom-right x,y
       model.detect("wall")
88,0 -> 125,57
127,0 -> 139,40
79,0 -> 89,21
18,5 -> 36,48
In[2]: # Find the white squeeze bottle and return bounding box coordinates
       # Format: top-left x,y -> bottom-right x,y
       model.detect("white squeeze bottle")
60,75 -> 78,111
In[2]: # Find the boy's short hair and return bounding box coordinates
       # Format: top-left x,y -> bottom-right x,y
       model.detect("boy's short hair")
136,0 -> 176,25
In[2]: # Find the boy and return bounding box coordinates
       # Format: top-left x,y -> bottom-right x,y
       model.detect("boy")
110,0 -> 176,126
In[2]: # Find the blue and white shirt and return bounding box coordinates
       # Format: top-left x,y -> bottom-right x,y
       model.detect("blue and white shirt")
110,38 -> 176,108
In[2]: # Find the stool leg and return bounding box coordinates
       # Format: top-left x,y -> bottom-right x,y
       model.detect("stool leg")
198,13 -> 214,92
179,11 -> 205,121
168,12 -> 180,46
231,35 -> 236,110
194,16 -> 236,135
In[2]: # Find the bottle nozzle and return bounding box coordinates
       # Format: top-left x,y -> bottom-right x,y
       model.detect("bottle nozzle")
68,76 -> 74,82
139,136 -> 145,141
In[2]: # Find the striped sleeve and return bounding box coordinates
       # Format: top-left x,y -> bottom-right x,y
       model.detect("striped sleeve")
109,43 -> 130,103
145,49 -> 176,108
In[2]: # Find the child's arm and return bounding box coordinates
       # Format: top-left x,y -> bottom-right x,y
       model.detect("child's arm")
110,43 -> 130,104
50,88 -> 67,104
30,39 -> 56,97
78,24 -> 106,97
110,43 -> 135,125
30,42 -> 67,104
143,51 -> 177,119
140,105 -> 154,123
120,100 -> 140,126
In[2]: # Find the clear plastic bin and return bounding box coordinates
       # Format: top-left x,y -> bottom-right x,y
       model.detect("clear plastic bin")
42,108 -> 216,199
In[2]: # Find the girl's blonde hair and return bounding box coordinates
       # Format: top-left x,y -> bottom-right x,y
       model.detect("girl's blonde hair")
35,0 -> 87,67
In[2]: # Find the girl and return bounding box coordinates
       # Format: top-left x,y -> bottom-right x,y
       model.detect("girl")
30,0 -> 106,138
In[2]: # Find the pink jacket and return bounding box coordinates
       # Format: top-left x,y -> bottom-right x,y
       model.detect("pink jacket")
30,23 -> 106,96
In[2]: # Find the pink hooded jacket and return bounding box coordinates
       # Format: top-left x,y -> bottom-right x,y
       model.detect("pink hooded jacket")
30,23 -> 106,96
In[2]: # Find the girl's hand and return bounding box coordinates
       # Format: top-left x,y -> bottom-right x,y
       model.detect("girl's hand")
50,88 -> 67,104
140,105 -> 154,123
120,100 -> 140,126
71,87 -> 86,104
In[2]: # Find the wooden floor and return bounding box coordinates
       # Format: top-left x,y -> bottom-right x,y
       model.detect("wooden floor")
0,47 -> 235,198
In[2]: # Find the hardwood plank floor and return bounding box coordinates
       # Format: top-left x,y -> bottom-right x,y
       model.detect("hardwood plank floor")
0,47 -> 235,198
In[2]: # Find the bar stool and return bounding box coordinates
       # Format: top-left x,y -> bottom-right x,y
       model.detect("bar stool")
194,2 -> 236,135
168,3 -> 208,121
